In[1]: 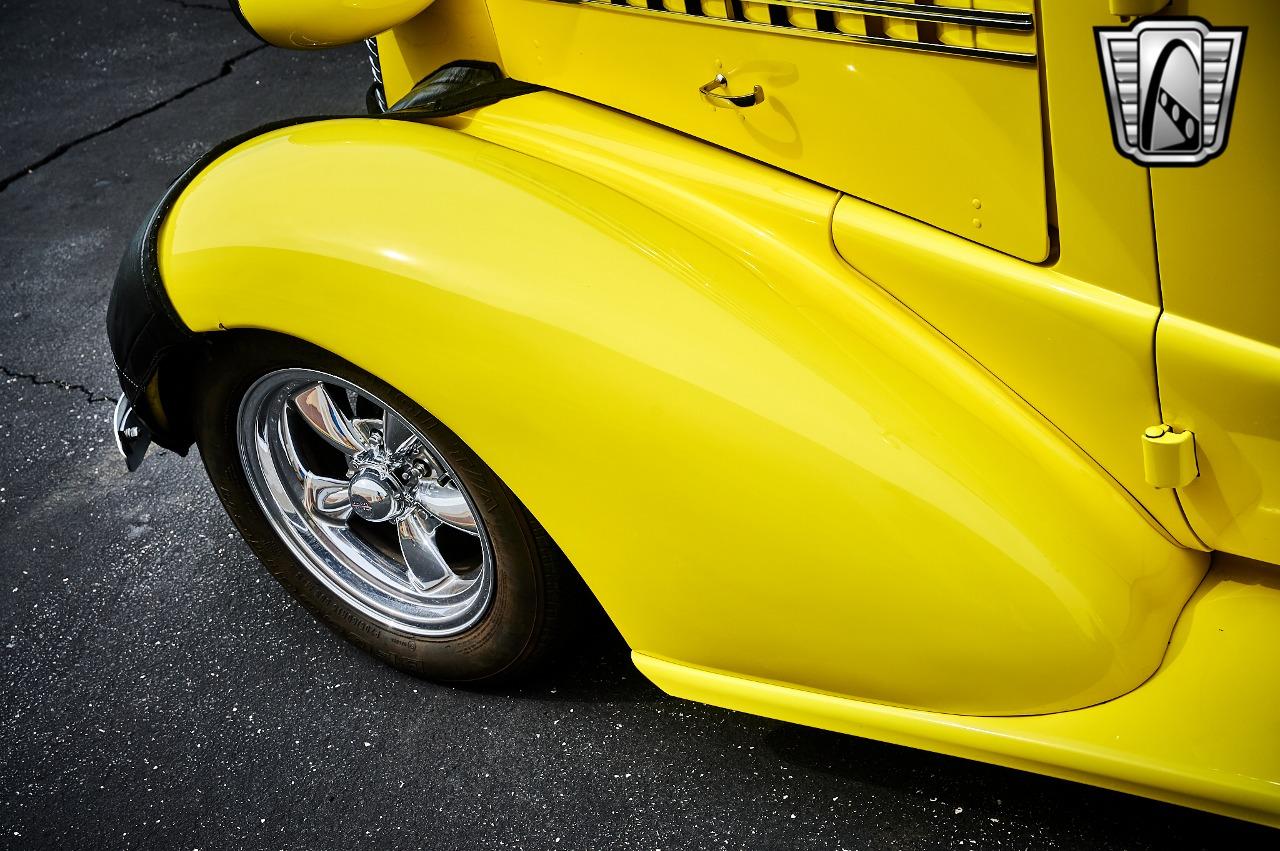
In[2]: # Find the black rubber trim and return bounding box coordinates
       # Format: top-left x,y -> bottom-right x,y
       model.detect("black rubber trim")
106,61 -> 540,458
388,61 -> 541,116
106,115 -> 321,452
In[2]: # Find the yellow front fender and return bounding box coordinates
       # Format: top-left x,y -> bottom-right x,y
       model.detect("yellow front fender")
158,117 -> 1206,716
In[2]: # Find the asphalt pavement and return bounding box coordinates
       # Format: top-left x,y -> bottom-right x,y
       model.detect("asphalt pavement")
0,2 -> 1275,848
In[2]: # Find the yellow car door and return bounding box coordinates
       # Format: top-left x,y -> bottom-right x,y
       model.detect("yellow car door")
482,0 -> 1049,261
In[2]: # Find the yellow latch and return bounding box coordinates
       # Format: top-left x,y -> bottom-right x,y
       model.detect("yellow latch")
1142,425 -> 1198,489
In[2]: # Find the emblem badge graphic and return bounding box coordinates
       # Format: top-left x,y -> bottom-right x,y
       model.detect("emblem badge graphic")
1096,18 -> 1246,166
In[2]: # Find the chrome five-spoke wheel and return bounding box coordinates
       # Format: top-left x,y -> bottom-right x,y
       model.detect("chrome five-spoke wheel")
237,369 -> 494,636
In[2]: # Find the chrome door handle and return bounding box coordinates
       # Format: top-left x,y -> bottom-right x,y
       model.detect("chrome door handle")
699,74 -> 764,108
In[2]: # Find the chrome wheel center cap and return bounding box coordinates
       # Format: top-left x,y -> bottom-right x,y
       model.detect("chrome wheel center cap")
348,471 -> 401,522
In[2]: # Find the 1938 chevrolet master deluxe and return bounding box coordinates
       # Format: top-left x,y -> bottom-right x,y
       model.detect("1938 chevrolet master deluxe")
106,0 -> 1280,826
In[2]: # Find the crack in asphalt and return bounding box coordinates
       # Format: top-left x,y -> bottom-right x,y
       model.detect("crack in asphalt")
1,365 -> 119,405
0,44 -> 267,194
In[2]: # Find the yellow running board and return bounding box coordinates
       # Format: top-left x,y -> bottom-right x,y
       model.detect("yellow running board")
635,554 -> 1280,828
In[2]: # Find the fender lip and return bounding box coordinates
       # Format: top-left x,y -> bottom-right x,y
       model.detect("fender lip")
105,115 -> 329,464
104,61 -> 541,469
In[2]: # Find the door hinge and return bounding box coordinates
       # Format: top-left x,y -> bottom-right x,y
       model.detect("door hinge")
1142,425 -> 1198,489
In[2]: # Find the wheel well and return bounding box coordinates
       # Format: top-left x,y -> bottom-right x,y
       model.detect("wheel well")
168,329 -> 595,600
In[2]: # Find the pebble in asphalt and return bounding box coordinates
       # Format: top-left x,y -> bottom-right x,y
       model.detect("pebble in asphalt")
0,1 -> 1274,848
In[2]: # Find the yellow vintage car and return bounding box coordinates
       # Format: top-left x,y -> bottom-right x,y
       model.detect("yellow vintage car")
106,0 -> 1278,827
